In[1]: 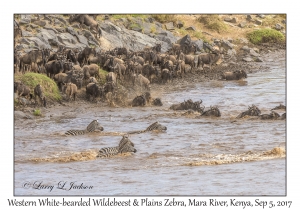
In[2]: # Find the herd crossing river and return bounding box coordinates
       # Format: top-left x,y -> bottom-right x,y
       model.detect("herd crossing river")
14,50 -> 286,196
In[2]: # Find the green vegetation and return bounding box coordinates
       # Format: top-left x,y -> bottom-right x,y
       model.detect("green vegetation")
198,15 -> 228,33
247,28 -> 285,44
33,109 -> 41,116
111,14 -> 149,21
98,68 -> 109,85
15,72 -> 61,101
151,15 -> 177,23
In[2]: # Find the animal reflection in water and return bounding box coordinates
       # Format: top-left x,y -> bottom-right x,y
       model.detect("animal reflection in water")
97,135 -> 137,158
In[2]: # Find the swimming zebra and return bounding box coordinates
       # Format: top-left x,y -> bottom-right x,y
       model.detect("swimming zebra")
97,135 -> 137,158
127,121 -> 167,134
65,120 -> 104,136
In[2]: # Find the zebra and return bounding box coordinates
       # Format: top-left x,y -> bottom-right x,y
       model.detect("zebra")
65,120 -> 104,136
97,135 -> 137,158
127,121 -> 167,134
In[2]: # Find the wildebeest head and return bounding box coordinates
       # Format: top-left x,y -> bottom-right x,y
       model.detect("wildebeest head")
132,95 -> 146,107
152,98 -> 163,106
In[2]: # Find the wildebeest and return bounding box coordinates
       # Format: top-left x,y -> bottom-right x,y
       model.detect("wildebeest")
197,51 -> 222,72
259,111 -> 280,120
64,82 -> 78,101
132,95 -> 146,107
221,70 -> 247,80
142,64 -> 158,81
103,81 -> 115,95
69,15 -> 102,38
14,81 -> 33,100
136,74 -> 150,91
45,59 -> 64,78
174,60 -> 185,78
86,82 -> 103,102
271,104 -> 286,110
83,64 -> 100,80
161,69 -> 171,84
77,47 -> 97,66
236,104 -> 261,119
34,84 -> 46,107
201,106 -> 221,117
19,49 -> 46,73
106,72 -> 118,86
152,98 -> 163,106
170,99 -> 204,113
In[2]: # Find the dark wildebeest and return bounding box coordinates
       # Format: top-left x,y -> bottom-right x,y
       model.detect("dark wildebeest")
69,14 -> 102,38
19,49 -> 46,73
132,95 -> 146,107
14,81 -> 32,99
236,104 -> 261,119
161,69 -> 171,84
34,84 -> 46,107
259,111 -> 280,120
170,99 -> 204,113
77,47 -> 97,66
66,49 -> 78,65
271,104 -> 286,110
201,106 -> 221,117
197,51 -> 222,72
45,59 -> 64,78
86,82 -> 103,102
221,70 -> 247,80
64,82 -> 78,101
142,65 -> 159,83
152,98 -> 163,106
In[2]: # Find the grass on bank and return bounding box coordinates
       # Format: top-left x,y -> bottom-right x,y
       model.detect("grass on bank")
98,68 -> 109,85
198,15 -> 229,33
14,72 -> 61,101
33,109 -> 41,116
151,15 -> 177,23
247,28 -> 285,45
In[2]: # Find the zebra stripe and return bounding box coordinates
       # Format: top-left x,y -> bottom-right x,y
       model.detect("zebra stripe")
97,136 -> 137,158
65,129 -> 87,136
97,146 -> 119,158
145,121 -> 159,131
65,120 -> 103,136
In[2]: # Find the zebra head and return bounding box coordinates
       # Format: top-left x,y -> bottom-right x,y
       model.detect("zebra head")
86,120 -> 104,132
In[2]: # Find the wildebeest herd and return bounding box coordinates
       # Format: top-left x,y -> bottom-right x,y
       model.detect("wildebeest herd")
14,31 -> 285,122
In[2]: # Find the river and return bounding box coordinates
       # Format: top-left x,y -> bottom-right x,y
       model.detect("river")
14,50 -> 286,196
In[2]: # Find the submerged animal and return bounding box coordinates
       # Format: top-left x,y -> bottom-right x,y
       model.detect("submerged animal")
97,135 -> 137,158
127,122 -> 167,134
65,120 -> 104,136
236,104 -> 261,119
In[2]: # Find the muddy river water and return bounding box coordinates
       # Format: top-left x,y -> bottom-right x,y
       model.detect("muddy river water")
14,51 -> 286,196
